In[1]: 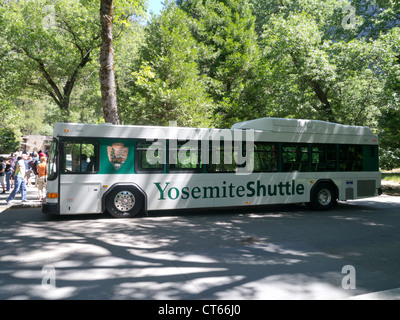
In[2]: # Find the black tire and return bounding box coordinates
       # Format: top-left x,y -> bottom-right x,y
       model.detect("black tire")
105,185 -> 144,218
307,182 -> 337,211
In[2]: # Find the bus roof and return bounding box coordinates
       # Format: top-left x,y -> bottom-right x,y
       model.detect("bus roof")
232,117 -> 371,134
53,118 -> 378,145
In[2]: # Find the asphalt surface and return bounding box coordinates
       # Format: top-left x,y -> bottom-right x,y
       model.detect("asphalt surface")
0,186 -> 400,300
0,183 -> 42,209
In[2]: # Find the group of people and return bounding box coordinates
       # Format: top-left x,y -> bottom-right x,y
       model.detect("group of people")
0,151 -> 48,205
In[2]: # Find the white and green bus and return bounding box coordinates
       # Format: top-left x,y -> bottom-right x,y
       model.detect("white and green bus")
42,118 -> 381,218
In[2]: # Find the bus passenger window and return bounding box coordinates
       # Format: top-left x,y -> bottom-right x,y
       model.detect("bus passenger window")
339,145 -> 362,171
63,141 -> 98,173
136,141 -> 165,172
312,144 -> 337,172
282,144 -> 309,172
253,143 -> 278,172
207,141 -> 237,173
169,140 -> 202,172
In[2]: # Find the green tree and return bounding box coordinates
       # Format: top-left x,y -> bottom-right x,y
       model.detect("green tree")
0,0 -> 144,122
120,3 -> 213,127
349,0 -> 400,40
378,104 -> 400,170
249,0 -> 347,38
177,0 -> 260,128
0,0 -> 102,118
0,127 -> 21,154
250,0 -> 399,167
348,0 -> 400,168
257,1 -> 388,126
376,27 -> 400,169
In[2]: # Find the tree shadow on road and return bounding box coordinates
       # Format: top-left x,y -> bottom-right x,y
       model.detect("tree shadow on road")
0,199 -> 399,299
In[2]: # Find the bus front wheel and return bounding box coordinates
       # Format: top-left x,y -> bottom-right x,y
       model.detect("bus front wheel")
105,186 -> 144,218
307,182 -> 337,211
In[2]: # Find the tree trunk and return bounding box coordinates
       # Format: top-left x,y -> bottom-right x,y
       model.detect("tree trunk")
99,0 -> 120,125
308,80 -> 337,123
290,52 -> 336,123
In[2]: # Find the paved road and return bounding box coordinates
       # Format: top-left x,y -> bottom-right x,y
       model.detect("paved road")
0,195 -> 400,300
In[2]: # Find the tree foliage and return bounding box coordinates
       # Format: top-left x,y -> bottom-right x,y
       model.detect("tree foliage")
1,0 -> 400,168
0,127 -> 21,154
261,11 -> 387,124
0,0 -> 102,118
119,3 -> 213,127
177,0 -> 260,127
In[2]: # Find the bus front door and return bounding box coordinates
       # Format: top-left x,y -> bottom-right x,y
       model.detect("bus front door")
59,180 -> 102,214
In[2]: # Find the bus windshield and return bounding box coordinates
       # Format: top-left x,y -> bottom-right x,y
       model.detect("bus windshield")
47,138 -> 58,180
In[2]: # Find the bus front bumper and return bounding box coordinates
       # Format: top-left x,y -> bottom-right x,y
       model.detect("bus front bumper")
42,202 -> 59,215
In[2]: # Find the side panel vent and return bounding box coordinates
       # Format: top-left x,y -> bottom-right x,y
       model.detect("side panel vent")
357,180 -> 376,197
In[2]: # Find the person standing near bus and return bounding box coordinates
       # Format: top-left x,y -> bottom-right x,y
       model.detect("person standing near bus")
6,155 -> 27,205
0,157 -> 6,194
5,157 -> 13,192
37,156 -> 47,201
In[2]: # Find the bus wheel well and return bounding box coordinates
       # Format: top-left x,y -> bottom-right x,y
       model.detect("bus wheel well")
313,180 -> 338,198
102,183 -> 148,218
306,179 -> 338,211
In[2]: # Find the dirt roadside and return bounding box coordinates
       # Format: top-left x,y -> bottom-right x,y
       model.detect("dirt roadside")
381,180 -> 400,197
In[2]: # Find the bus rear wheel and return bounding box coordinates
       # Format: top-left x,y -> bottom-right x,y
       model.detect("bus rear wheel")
307,182 -> 337,211
105,186 -> 144,218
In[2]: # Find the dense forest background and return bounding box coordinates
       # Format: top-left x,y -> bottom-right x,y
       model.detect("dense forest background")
0,0 -> 399,169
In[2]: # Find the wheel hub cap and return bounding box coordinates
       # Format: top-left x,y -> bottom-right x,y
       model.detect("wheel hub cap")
114,191 -> 135,212
318,189 -> 332,205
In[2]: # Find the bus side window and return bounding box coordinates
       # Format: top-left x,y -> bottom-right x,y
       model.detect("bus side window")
136,141 -> 164,172
207,141 -> 237,173
63,141 -> 98,173
282,144 -> 309,172
169,140 -> 202,172
253,143 -> 278,172
339,145 -> 362,171
312,144 -> 337,172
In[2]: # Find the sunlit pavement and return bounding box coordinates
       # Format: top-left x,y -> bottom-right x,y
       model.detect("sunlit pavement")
0,195 -> 400,300
0,184 -> 42,210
